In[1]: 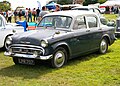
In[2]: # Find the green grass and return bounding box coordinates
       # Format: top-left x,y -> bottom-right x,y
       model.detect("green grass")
103,14 -> 118,21
0,14 -> 120,86
0,40 -> 120,86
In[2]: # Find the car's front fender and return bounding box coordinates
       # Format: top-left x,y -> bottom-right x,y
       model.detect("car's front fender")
51,42 -> 71,57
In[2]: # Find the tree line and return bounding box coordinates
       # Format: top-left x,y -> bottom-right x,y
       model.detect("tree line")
0,0 -> 106,12
57,0 -> 106,5
0,1 -> 11,11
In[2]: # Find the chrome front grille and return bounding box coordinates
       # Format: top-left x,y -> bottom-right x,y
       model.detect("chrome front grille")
10,44 -> 45,55
12,48 -> 33,54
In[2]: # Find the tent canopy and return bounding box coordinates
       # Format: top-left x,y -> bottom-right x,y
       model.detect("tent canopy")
100,0 -> 120,7
46,2 -> 56,10
46,2 -> 61,10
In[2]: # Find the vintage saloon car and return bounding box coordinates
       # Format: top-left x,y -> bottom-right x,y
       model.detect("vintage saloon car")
0,14 -> 24,50
5,10 -> 116,68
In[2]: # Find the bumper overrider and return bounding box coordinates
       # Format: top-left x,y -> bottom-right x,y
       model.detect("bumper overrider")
4,44 -> 53,60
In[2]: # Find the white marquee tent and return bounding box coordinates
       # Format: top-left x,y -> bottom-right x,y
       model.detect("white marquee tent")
100,0 -> 120,7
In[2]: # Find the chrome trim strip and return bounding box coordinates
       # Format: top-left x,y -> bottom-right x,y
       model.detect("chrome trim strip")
4,52 -> 53,60
40,55 -> 53,60
10,44 -> 44,49
12,47 -> 43,51
14,53 -> 35,58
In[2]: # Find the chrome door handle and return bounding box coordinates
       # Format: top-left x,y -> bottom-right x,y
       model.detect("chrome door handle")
98,28 -> 102,30
86,30 -> 90,32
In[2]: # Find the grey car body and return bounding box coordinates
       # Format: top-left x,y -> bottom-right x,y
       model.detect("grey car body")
5,10 -> 116,68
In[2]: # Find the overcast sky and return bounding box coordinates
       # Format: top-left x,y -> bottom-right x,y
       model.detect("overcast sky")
0,0 -> 51,9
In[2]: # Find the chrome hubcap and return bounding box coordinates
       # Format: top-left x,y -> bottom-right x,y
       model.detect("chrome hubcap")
100,39 -> 107,53
54,51 -> 65,67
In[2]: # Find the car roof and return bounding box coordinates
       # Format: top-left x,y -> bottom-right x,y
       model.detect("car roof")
44,10 -> 97,18
72,6 -> 98,9
72,6 -> 102,15
61,4 -> 82,8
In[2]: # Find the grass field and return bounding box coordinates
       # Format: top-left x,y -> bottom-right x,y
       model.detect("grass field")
0,39 -> 120,86
103,14 -> 118,21
0,14 -> 120,86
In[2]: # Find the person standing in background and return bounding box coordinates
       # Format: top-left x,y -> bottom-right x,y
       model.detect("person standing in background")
0,9 -> 3,15
28,8 -> 32,22
54,5 -> 61,12
36,7 -> 40,21
5,10 -> 8,20
14,10 -> 17,22
18,9 -> 23,21
7,9 -> 13,23
3,11 -> 6,17
39,6 -> 49,20
25,8 -> 28,21
32,8 -> 36,22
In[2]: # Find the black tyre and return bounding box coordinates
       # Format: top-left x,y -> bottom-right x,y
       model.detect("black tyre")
12,57 -> 19,65
99,38 -> 108,54
51,47 -> 68,68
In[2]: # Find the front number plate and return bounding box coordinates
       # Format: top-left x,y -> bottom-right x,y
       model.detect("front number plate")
18,58 -> 35,65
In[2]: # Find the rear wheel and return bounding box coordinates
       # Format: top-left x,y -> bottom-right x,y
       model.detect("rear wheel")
99,38 -> 108,54
51,47 -> 68,68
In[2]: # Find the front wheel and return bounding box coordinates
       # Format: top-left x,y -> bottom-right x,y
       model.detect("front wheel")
51,47 -> 68,68
12,57 -> 19,65
99,38 -> 108,54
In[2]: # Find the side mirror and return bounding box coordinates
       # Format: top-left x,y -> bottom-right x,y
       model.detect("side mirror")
107,20 -> 116,27
100,17 -> 107,25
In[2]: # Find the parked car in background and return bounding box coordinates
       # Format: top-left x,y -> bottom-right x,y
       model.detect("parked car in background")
72,6 -> 102,16
15,7 -> 25,16
115,17 -> 120,37
61,4 -> 82,10
5,10 -> 116,68
0,14 -> 24,50
72,6 -> 107,25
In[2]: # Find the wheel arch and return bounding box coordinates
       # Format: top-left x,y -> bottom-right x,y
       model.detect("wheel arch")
3,34 -> 13,48
52,42 -> 71,59
102,34 -> 111,45
4,34 -> 13,44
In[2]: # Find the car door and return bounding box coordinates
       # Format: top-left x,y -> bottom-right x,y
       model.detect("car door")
85,15 -> 102,51
69,16 -> 91,56
0,16 -> 11,48
0,16 -> 5,48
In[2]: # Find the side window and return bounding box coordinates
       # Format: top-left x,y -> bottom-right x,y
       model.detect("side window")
94,9 -> 101,16
89,9 -> 94,12
86,16 -> 97,28
73,16 -> 86,30
0,17 -> 2,27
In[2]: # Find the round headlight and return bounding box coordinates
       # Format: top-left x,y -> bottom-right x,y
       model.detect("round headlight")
41,40 -> 48,47
6,36 -> 12,45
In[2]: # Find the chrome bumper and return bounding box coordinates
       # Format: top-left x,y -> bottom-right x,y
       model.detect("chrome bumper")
4,52 -> 53,60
